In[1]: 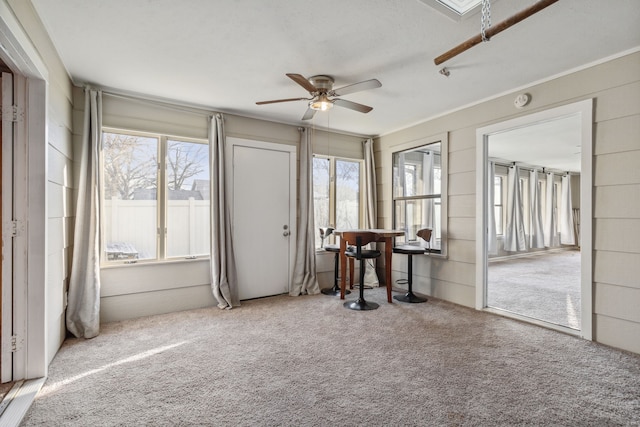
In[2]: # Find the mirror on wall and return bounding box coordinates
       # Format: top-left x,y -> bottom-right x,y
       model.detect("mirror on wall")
392,142 -> 442,252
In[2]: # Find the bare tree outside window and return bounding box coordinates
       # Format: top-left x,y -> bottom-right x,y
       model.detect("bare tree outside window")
102,131 -> 211,262
167,140 -> 207,191
313,157 -> 330,236
312,156 -> 362,248
335,159 -> 359,230
166,139 -> 210,258
103,133 -> 157,200
102,132 -> 158,260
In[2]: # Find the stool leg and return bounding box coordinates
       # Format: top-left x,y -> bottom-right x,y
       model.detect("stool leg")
344,259 -> 379,310
322,253 -> 350,296
393,254 -> 427,303
349,258 -> 355,289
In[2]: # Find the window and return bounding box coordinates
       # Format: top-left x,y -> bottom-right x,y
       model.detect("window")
392,141 -> 444,253
418,0 -> 484,21
434,0 -> 482,15
102,130 -> 210,263
313,156 -> 362,249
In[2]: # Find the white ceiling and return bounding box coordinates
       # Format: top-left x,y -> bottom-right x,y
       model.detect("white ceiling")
31,0 -> 639,139
489,114 -> 582,172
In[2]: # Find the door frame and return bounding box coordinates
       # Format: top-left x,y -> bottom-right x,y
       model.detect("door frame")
1,71 -> 14,383
0,6 -> 48,380
475,99 -> 593,340
226,137 -> 297,297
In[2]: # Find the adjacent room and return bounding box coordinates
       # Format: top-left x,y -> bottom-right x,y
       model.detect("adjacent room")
486,113 -> 584,331
0,0 -> 639,425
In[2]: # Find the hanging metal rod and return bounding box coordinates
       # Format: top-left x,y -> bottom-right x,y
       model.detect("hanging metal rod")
434,0 -> 560,66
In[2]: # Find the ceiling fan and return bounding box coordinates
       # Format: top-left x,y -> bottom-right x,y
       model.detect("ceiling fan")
256,73 -> 382,120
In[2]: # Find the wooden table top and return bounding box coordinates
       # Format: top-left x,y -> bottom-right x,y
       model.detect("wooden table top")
333,229 -> 405,237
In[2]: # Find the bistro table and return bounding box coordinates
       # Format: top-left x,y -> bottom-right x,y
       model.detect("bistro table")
333,229 -> 405,303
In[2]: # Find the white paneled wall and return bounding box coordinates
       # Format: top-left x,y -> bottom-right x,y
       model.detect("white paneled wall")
6,2 -> 76,367
591,78 -> 640,353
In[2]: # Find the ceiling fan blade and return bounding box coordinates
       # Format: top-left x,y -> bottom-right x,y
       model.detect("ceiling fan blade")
333,98 -> 373,114
286,73 -> 318,93
302,107 -> 317,120
332,79 -> 381,96
256,97 -> 309,105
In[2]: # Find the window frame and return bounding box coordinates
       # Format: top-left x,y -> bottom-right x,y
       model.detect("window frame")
312,154 -> 364,249
390,134 -> 448,257
101,127 -> 210,265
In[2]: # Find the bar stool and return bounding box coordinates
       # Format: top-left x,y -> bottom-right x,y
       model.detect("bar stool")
392,228 -> 432,303
342,231 -> 381,310
320,244 -> 351,296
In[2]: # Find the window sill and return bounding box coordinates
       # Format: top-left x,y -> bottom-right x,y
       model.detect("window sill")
423,251 -> 447,260
101,256 -> 209,270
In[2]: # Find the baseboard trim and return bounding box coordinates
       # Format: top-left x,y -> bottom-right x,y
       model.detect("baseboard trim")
488,247 -> 578,262
484,307 -> 581,337
0,377 -> 45,427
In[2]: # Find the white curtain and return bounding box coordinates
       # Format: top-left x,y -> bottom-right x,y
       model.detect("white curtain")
363,138 -> 377,230
209,114 -> 240,309
487,161 -> 498,255
544,172 -> 559,247
529,169 -> 545,248
363,138 -> 379,286
67,88 -> 102,339
291,128 -> 320,295
421,151 -> 434,228
559,174 -> 575,245
503,165 -> 527,251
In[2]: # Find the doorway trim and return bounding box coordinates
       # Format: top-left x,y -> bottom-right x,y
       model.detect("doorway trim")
475,99 -> 593,340
0,5 -> 48,381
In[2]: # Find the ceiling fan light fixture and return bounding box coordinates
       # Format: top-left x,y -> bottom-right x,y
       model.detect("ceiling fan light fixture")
310,94 -> 334,111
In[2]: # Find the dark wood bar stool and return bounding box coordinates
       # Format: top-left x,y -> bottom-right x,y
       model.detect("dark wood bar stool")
392,228 -> 432,304
342,231 -> 381,310
321,244 -> 351,296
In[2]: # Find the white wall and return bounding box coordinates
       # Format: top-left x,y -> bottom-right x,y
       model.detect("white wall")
376,51 -> 640,354
5,0 -> 74,369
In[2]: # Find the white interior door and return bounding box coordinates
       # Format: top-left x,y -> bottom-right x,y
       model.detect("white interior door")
1,72 -> 14,382
228,137 -> 296,300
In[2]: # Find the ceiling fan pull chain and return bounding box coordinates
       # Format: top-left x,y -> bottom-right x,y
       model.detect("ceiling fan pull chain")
481,0 -> 491,42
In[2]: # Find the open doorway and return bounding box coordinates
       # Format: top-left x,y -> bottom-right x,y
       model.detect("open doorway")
476,100 -> 593,339
487,116 -> 582,330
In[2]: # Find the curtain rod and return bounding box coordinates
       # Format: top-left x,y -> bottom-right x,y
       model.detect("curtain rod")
491,160 -> 574,175
101,89 -> 372,139
101,89 -> 216,117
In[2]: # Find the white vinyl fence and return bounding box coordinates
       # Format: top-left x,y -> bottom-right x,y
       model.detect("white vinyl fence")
104,198 -> 210,260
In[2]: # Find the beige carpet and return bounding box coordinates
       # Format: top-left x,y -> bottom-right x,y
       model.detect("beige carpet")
488,250 -> 581,329
21,288 -> 640,426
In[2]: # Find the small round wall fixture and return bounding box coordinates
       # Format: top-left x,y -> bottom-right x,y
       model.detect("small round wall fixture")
514,93 -> 531,108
